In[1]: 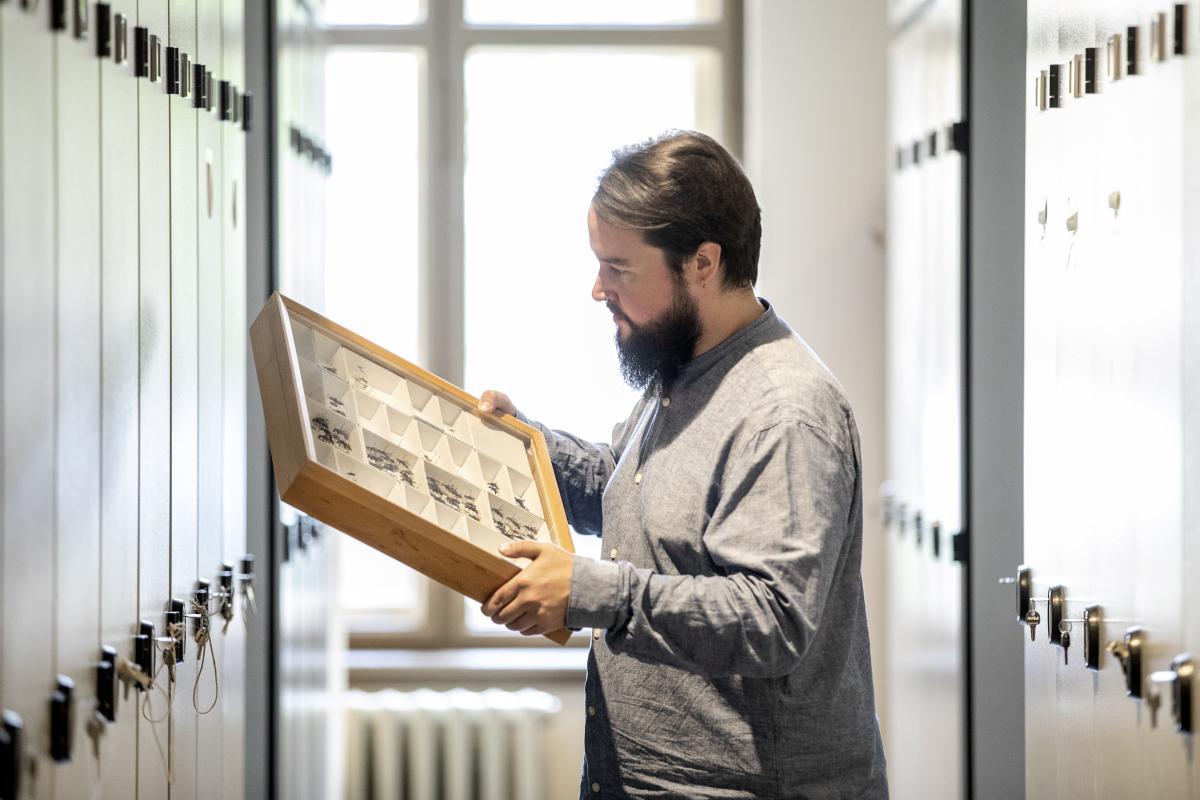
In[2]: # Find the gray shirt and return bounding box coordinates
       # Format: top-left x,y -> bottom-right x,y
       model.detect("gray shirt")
525,300 -> 888,799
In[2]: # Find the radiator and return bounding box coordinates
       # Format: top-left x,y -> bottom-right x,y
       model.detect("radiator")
344,688 -> 563,800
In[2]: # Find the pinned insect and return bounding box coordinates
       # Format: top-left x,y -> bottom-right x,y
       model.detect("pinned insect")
490,507 -> 539,542
486,481 -> 501,495
367,446 -> 416,487
312,415 -> 352,453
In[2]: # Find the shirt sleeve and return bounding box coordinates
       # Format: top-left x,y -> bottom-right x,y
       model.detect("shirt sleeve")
566,418 -> 858,678
517,404 -> 643,537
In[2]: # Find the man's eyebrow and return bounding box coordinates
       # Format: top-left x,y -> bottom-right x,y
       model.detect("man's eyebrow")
599,255 -> 629,266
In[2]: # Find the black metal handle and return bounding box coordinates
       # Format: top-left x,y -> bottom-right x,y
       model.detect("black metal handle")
49,675 -> 75,763
97,646 -> 118,722
0,710 -> 22,800
135,619 -> 156,682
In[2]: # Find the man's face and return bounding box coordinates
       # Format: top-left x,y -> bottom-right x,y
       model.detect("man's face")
587,206 -> 701,389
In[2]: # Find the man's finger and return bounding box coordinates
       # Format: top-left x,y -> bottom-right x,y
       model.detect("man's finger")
477,389 -> 512,415
505,610 -> 537,633
482,579 -> 519,616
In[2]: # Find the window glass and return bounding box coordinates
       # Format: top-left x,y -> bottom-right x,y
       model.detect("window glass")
325,49 -> 425,620
461,47 -> 723,634
465,0 -> 721,26
323,0 -> 424,26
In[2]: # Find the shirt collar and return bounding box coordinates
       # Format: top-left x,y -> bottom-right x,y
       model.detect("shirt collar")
671,297 -> 775,383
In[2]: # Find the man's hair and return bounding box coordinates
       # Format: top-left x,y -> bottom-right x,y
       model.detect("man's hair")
592,130 -> 762,289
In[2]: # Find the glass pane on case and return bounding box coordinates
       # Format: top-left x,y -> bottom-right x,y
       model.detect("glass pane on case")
464,0 -> 721,26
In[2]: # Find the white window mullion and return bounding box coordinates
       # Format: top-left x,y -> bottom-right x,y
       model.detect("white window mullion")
421,0 -> 470,638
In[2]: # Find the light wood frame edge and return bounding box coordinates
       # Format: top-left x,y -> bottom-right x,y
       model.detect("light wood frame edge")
253,292 -> 572,645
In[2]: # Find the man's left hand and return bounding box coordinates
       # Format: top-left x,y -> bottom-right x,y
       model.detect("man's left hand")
481,542 -> 573,636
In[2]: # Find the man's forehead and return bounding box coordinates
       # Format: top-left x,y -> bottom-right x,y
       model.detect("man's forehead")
589,211 -> 649,259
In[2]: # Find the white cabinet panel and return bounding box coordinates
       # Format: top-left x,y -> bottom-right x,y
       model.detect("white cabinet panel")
1,7 -> 58,798
136,1 -> 173,796
53,21 -> 103,800
98,1 -> 144,794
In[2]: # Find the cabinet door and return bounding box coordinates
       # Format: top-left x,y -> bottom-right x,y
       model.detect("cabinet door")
136,1 -> 172,797
53,18 -> 104,800
220,0 -> 249,793
883,2 -> 966,797
167,1 -> 201,796
98,0 -> 143,794
1,6 -> 57,798
195,0 -> 227,792
1023,2 -> 1192,797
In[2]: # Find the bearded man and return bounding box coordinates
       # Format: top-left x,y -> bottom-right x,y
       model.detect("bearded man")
478,130 -> 888,799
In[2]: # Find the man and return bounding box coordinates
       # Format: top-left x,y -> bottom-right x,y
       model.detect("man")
478,130 -> 888,799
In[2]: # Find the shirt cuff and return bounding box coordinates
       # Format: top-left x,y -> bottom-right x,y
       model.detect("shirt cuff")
566,554 -> 621,630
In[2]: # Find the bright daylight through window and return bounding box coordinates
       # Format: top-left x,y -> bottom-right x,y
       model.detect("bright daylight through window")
321,0 -> 738,645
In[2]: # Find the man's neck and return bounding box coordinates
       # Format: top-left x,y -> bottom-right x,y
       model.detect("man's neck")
693,290 -> 765,358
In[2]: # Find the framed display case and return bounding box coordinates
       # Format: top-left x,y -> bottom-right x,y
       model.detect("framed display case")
250,293 -> 574,644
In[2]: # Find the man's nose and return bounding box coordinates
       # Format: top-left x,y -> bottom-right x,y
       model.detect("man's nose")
591,274 -> 607,303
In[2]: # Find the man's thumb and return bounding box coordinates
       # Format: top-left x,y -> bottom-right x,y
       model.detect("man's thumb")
499,540 -> 543,559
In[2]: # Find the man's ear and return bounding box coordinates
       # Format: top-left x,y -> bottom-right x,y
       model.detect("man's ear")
692,241 -> 723,286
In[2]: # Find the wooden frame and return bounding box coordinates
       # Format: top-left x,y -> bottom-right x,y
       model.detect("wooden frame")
250,293 -> 573,644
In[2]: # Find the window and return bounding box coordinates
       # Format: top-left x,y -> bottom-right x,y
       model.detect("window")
323,1 -> 742,647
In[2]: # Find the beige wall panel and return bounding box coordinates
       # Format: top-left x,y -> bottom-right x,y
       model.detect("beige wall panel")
167,1 -> 201,796
194,0 -> 226,794
98,0 -> 143,793
136,0 -> 173,796
53,18 -> 103,799
1,6 -> 58,798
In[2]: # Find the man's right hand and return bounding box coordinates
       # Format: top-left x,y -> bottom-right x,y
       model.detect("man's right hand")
477,389 -> 519,417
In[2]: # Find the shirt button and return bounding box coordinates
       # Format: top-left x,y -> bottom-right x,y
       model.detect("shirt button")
593,628 -> 602,640
634,473 -> 642,484
592,783 -> 601,793
609,548 -> 617,559
661,397 -> 670,407
588,705 -> 596,716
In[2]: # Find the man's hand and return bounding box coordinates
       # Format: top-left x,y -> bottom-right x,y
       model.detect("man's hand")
481,541 -> 573,636
477,389 -> 519,417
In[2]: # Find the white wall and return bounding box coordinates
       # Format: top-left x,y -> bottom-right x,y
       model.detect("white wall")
743,0 -> 890,729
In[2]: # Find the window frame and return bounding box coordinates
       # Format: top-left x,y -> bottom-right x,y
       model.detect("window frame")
323,0 -> 744,650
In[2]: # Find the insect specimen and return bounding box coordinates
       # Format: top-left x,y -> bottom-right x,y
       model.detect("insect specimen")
486,481 -> 500,495
490,507 -> 539,542
366,446 -> 416,487
311,416 -> 334,446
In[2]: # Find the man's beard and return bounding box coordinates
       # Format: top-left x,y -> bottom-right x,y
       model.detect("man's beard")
611,286 -> 702,393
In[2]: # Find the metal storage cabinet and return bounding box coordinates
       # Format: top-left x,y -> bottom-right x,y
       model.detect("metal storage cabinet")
1,6 -> 58,798
885,1 -> 966,796
196,0 -> 228,794
1022,0 -> 1199,797
53,9 -> 104,798
99,0 -> 145,794
169,0 -> 202,795
221,0 -> 250,793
